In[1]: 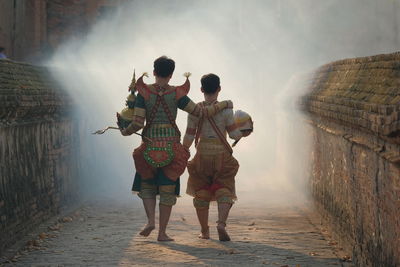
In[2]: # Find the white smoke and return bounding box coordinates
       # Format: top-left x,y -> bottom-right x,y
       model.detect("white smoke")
47,0 -> 399,204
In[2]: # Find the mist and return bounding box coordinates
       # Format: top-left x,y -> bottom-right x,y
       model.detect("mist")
47,0 -> 400,205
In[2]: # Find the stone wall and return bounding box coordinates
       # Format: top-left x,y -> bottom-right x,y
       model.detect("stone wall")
302,52 -> 400,267
0,60 -> 80,255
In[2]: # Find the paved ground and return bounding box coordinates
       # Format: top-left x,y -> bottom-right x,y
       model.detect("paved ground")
1,197 -> 353,267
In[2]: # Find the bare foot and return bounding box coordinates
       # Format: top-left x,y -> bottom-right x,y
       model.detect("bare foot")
198,227 -> 210,239
157,232 -> 174,242
139,224 -> 155,237
217,224 -> 231,241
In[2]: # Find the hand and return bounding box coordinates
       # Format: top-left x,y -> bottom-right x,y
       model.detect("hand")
183,145 -> 191,156
120,128 -> 129,136
241,129 -> 253,137
224,100 -> 233,109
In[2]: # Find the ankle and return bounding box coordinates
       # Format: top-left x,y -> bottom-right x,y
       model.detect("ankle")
201,226 -> 209,233
158,230 -> 166,235
158,232 -> 169,238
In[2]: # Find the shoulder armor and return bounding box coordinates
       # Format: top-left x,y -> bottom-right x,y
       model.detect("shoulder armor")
175,77 -> 190,99
135,74 -> 151,100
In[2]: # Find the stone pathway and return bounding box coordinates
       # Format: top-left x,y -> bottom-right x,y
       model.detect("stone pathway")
1,198 -> 353,266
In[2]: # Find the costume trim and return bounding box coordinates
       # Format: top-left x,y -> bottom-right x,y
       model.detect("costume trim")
159,185 -> 177,206
144,124 -> 179,141
193,198 -> 210,209
148,84 -> 176,95
217,196 -> 234,204
138,182 -> 157,199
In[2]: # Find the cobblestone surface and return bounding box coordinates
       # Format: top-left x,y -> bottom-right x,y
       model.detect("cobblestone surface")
1,197 -> 353,267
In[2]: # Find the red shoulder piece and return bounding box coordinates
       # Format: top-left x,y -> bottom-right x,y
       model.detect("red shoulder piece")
175,78 -> 190,99
135,75 -> 151,100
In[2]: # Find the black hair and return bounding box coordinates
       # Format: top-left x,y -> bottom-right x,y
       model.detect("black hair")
201,73 -> 220,94
153,56 -> 175,78
0,47 -> 4,52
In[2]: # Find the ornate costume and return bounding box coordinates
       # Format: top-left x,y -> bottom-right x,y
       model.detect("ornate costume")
119,74 -> 232,206
184,100 -> 243,209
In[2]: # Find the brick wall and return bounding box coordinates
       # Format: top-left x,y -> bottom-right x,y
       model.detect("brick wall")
302,52 -> 400,266
0,60 -> 80,255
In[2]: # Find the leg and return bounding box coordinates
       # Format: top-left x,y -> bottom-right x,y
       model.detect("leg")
216,189 -> 234,242
140,198 -> 156,236
158,185 -> 177,241
158,204 -> 174,241
217,202 -> 232,241
138,182 -> 157,237
193,198 -> 210,239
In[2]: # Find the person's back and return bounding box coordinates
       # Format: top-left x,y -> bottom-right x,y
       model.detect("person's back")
183,73 -> 248,241
187,102 -> 241,155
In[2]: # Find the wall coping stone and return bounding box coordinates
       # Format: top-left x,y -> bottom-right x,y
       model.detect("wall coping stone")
302,51 -> 400,138
0,60 -> 73,124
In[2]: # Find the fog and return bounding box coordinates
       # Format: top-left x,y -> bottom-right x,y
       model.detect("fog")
48,0 -> 400,205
